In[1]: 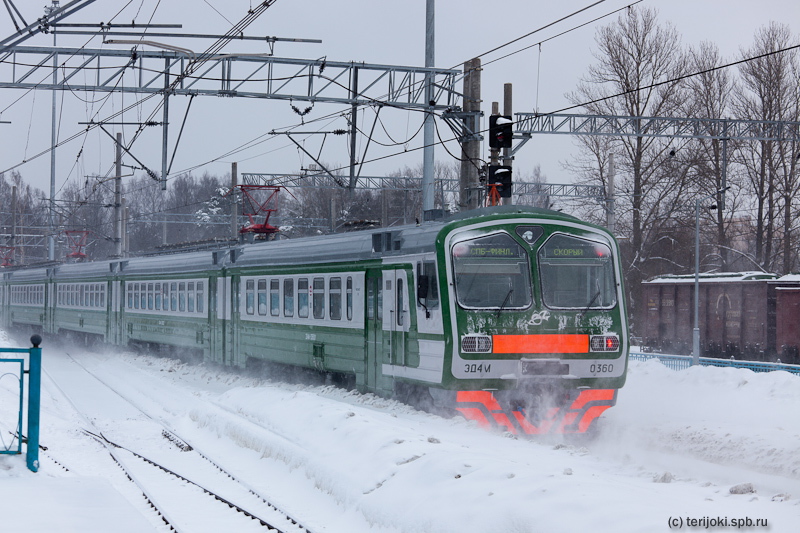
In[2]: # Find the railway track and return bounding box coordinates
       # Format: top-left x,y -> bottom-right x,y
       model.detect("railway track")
41,351 -> 313,533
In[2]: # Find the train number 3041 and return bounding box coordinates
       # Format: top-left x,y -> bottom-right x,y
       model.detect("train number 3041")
465,363 -> 492,374
589,363 -> 614,374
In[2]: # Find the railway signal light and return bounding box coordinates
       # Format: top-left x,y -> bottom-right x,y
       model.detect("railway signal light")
488,165 -> 512,198
489,114 -> 513,149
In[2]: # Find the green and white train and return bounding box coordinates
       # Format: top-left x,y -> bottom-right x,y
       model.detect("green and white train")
0,206 -> 629,434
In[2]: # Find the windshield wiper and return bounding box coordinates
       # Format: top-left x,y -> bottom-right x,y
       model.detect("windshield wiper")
578,290 -> 602,320
496,288 -> 514,317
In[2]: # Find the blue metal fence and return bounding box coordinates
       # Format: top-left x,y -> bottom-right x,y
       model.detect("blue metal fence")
630,351 -> 800,375
0,335 -> 42,472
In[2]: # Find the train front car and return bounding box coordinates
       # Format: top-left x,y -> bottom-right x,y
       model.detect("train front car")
437,207 -> 628,435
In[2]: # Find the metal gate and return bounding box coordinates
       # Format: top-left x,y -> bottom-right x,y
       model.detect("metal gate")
0,335 -> 42,472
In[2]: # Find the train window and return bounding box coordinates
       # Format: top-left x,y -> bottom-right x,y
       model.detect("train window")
170,282 -> 178,311
196,282 -> 204,313
298,278 -> 309,318
179,282 -> 186,312
451,232 -> 532,310
270,280 -> 280,317
257,279 -> 267,316
245,280 -> 254,315
163,283 -> 170,312
538,234 -> 617,310
377,278 -> 383,321
100,286 -> 106,308
416,261 -> 439,310
313,277 -> 325,319
148,283 -> 154,310
283,279 -> 294,317
140,283 -> 147,310
133,283 -> 139,309
346,277 -> 353,321
397,278 -> 404,326
188,282 -> 195,313
155,283 -> 162,310
329,277 -> 342,320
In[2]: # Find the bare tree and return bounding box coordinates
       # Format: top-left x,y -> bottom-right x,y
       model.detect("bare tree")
734,22 -> 800,272
682,41 -> 746,271
567,6 -> 689,328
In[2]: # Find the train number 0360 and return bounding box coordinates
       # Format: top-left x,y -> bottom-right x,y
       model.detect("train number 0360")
589,363 -> 614,373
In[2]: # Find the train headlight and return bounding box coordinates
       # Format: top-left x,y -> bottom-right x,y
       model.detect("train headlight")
461,335 -> 492,353
590,335 -> 620,352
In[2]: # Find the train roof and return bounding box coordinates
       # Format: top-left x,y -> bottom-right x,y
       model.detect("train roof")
1,206 -> 593,281
644,272 -> 779,284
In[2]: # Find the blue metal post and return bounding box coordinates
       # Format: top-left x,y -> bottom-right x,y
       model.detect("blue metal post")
26,334 -> 42,472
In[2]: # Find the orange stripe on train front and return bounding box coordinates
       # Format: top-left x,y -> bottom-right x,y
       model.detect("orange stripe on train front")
492,334 -> 589,353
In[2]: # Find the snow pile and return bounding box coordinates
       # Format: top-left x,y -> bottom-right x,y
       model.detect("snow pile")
600,360 -> 800,480
1,332 -> 799,532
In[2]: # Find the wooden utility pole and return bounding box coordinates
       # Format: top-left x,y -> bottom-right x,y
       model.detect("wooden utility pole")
459,57 -> 481,211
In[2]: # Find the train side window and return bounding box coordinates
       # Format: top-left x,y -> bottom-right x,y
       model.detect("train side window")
140,283 -> 147,310
346,277 -> 353,321
148,283 -> 154,310
298,278 -> 309,318
257,279 -> 267,316
127,284 -> 133,309
170,282 -> 178,311
245,280 -> 255,315
377,277 -> 383,321
179,282 -> 187,312
187,282 -> 195,313
100,285 -> 106,308
329,277 -> 342,320
163,283 -> 170,312
155,283 -> 162,310
313,277 -> 325,319
133,283 -> 139,309
196,282 -> 204,313
416,261 -> 439,311
270,279 -> 280,316
283,279 -> 294,317
397,278 -> 404,326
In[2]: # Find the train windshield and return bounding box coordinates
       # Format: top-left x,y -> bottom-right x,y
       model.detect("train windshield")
538,234 -> 617,309
451,232 -> 532,310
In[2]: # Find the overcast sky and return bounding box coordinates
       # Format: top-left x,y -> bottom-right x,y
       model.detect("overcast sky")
1,0 -> 798,197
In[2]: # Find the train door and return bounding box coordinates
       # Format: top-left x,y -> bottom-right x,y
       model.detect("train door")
215,273 -> 235,366
365,270 -> 383,391
384,269 -> 409,366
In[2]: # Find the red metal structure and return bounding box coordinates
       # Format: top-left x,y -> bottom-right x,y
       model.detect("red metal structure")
64,230 -> 90,261
235,185 -> 285,235
0,245 -> 13,267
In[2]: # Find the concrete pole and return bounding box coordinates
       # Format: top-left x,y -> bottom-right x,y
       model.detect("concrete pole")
503,83 -> 513,205
11,185 -> 17,243
114,132 -> 123,257
606,153 -> 616,233
422,0 -> 436,219
231,162 -> 238,239
121,197 -> 128,256
48,20 -> 57,261
489,101 -> 499,166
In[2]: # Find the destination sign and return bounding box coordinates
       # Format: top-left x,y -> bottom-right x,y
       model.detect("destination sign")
452,233 -> 526,259
541,234 -> 611,260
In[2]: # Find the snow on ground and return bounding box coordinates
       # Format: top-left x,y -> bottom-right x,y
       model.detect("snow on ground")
1,327 -> 799,532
